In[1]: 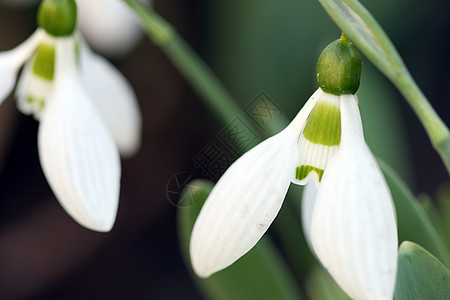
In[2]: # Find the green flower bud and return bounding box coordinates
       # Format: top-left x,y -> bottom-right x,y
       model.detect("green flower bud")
316,34 -> 362,95
37,0 -> 77,37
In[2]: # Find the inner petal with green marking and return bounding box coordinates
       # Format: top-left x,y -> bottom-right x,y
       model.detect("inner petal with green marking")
302,96 -> 341,146
17,37 -> 80,120
293,91 -> 341,186
32,43 -> 55,80
16,36 -> 57,119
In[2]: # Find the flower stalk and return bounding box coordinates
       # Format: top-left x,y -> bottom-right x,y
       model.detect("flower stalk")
316,0 -> 450,173
123,0 -> 244,127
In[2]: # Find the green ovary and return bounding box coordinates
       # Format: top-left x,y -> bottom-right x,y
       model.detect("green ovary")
32,43 -> 55,80
296,165 -> 324,181
302,101 -> 341,146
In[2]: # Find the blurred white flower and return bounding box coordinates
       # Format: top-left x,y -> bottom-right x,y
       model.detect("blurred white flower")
0,9 -> 141,230
189,88 -> 398,299
77,0 -> 150,57
0,0 -> 149,57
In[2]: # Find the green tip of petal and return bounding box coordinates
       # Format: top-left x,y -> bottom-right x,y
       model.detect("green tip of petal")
296,165 -> 324,182
37,0 -> 77,37
316,36 -> 362,95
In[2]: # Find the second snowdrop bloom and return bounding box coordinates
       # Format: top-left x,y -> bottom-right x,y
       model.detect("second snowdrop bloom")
190,35 -> 398,299
0,0 -> 142,231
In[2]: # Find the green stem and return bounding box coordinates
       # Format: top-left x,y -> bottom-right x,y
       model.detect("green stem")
123,0 -> 242,126
389,71 -> 450,171
316,0 -> 450,173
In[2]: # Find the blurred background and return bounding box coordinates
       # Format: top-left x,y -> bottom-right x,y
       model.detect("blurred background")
0,0 -> 448,299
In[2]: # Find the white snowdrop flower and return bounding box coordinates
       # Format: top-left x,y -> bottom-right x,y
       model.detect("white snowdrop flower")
0,0 -> 142,231
0,0 -> 149,57
76,0 -> 151,57
190,35 -> 398,300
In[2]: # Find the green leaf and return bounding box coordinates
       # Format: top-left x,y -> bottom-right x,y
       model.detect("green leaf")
436,184 -> 450,250
395,241 -> 450,300
177,179 -> 303,300
305,267 -> 350,300
378,160 -> 450,267
417,193 -> 448,246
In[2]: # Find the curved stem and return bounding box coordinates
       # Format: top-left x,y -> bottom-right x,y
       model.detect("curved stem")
317,0 -> 450,173
123,0 -> 243,126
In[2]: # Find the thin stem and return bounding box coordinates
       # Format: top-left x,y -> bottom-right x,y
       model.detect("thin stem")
388,71 -> 450,170
123,0 -> 243,126
340,32 -> 350,43
317,0 -> 450,173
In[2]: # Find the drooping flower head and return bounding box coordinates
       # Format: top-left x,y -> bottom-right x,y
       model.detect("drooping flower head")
0,0 -> 148,57
0,0 -> 142,231
190,34 -> 398,299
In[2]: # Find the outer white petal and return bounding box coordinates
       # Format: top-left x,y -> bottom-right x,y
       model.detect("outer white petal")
0,29 -> 44,104
310,95 -> 398,300
301,181 -> 318,251
190,90 -> 319,278
80,41 -> 142,157
38,38 -> 121,232
76,0 -> 148,57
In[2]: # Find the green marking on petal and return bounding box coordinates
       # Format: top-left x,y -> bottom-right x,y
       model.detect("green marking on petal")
75,39 -> 80,67
32,43 -> 55,80
303,101 -> 341,146
296,165 -> 324,182
26,96 -> 45,108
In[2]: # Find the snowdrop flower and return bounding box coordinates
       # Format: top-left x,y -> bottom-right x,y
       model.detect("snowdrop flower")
0,0 -> 149,57
190,35 -> 398,299
0,0 -> 141,231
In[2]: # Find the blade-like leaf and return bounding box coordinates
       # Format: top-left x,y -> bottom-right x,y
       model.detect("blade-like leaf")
306,267 -> 350,300
436,184 -> 450,250
378,160 -> 450,267
177,179 -> 303,300
395,241 -> 450,300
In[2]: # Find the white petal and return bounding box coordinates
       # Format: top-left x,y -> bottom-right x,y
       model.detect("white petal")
301,181 -> 318,251
76,0 -> 148,57
190,90 -> 319,278
38,38 -> 121,232
310,95 -> 398,300
190,133 -> 297,277
0,29 -> 44,104
80,41 -> 142,157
